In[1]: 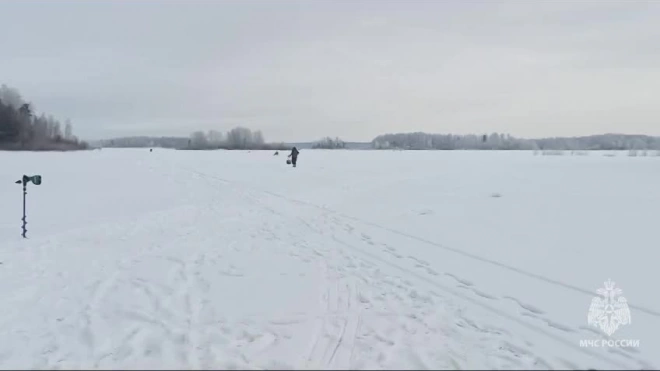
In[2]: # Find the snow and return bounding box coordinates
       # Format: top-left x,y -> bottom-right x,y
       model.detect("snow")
0,148 -> 658,369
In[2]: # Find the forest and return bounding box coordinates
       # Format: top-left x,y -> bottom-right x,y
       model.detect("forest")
0,84 -> 88,151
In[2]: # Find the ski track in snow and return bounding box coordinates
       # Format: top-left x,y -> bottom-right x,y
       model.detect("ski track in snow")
0,150 -> 657,370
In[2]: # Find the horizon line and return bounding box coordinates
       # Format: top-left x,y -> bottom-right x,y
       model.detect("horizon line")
89,131 -> 660,143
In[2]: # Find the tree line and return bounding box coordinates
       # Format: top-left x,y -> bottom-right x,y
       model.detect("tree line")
312,137 -> 346,149
371,132 -> 660,150
186,127 -> 289,150
95,136 -> 189,149
0,84 -> 88,151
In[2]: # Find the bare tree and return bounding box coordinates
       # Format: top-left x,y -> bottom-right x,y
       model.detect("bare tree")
64,119 -> 73,141
190,131 -> 209,148
207,130 -> 224,144
252,130 -> 265,145
226,127 -> 254,149
313,136 -> 346,149
0,84 -> 24,108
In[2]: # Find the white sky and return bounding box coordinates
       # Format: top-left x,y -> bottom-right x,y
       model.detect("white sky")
1,0 -> 659,142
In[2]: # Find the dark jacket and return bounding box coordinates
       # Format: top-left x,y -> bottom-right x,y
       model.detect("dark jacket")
290,147 -> 299,158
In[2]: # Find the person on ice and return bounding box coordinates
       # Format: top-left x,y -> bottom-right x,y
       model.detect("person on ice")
287,146 -> 299,167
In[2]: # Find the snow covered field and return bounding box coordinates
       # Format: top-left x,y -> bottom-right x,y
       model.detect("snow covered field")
0,148 -> 658,369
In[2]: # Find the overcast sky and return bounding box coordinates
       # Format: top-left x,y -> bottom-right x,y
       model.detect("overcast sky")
1,0 -> 659,142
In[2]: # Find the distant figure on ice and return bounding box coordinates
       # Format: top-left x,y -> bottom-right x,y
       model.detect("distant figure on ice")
288,147 -> 299,167
274,151 -> 279,156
